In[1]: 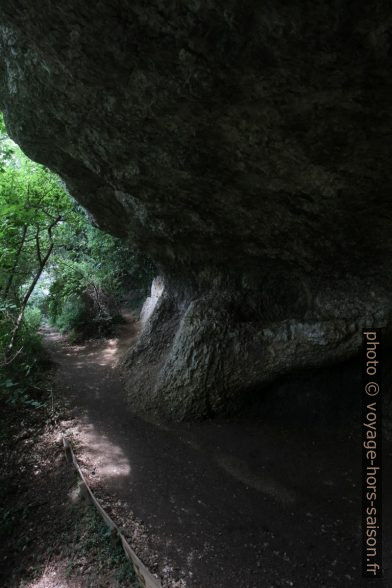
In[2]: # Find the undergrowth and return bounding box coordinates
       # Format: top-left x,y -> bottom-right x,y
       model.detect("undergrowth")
0,372 -> 140,588
65,502 -> 140,586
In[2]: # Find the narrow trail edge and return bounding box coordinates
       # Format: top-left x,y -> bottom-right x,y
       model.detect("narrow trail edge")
62,435 -> 162,588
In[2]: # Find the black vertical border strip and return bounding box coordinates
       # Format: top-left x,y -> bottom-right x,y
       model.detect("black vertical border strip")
362,328 -> 382,578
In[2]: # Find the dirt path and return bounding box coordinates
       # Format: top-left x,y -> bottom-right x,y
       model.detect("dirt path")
43,317 -> 391,587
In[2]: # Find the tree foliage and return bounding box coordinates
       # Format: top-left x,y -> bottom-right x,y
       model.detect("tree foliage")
0,116 -> 73,366
47,218 -> 153,337
0,112 -> 154,396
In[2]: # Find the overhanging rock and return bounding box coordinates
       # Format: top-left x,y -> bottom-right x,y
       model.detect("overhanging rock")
1,1 -> 391,418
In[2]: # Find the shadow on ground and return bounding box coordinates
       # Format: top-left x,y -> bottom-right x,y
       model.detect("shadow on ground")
0,391 -> 138,588
43,320 -> 392,588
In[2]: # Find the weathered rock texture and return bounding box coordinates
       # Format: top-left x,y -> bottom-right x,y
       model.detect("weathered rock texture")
1,1 -> 392,418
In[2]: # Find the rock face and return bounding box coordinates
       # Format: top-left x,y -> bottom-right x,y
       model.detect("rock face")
1,1 -> 392,418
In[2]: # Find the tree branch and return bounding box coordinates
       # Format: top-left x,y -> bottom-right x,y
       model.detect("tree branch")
0,346 -> 23,368
6,215 -> 61,358
35,229 -> 43,266
48,215 -> 62,240
1,224 -> 28,300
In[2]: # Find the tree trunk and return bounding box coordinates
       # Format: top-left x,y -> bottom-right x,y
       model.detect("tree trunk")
2,225 -> 28,300
6,242 -> 53,359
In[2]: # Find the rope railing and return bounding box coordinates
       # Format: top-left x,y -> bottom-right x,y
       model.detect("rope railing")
63,436 -> 162,588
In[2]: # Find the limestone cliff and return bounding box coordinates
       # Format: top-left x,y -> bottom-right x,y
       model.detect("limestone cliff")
1,1 -> 391,418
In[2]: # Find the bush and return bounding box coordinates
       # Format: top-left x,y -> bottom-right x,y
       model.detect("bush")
0,303 -> 46,407
24,306 -> 42,332
19,307 -> 44,359
51,294 -> 89,334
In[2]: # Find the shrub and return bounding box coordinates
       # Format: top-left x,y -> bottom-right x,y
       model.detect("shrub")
51,294 -> 89,334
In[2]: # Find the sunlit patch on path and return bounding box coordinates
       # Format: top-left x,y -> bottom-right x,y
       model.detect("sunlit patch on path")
21,564 -> 76,588
62,418 -> 131,483
42,316 -> 370,587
